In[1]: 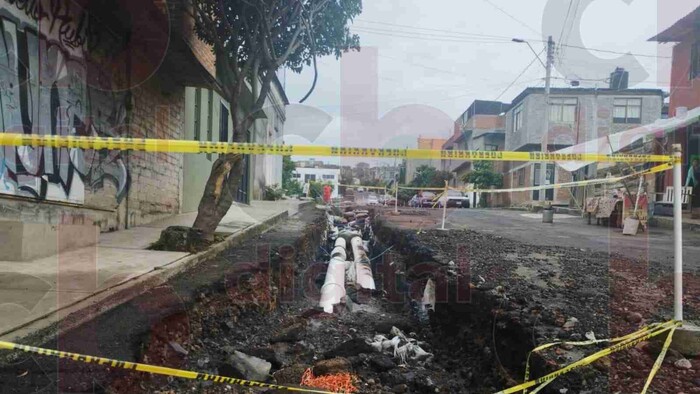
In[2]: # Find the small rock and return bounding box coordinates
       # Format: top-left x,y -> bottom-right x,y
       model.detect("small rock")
273,364 -> 309,384
313,358 -> 352,376
370,355 -> 397,372
324,338 -> 375,358
625,312 -> 643,324
675,358 -> 692,369
224,351 -> 272,381
271,321 -> 306,343
169,342 -> 188,356
393,384 -> 408,393
197,356 -> 210,368
562,317 -> 579,330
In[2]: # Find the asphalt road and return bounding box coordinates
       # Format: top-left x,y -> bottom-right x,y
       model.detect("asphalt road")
439,208 -> 700,271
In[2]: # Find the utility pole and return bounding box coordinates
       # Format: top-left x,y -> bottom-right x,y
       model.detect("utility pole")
540,35 -> 555,202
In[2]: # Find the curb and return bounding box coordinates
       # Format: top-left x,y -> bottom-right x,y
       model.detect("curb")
0,210 -> 290,342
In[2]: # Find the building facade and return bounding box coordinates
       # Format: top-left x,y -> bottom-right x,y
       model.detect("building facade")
292,166 -> 341,198
0,1 -> 287,231
650,6 -> 700,191
442,100 -> 509,190
503,85 -> 664,206
405,137 -> 446,183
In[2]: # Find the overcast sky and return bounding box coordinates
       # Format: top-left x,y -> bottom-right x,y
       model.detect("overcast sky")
282,0 -> 700,166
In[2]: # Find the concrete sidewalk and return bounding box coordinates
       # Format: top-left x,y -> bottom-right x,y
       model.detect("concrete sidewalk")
0,200 -> 306,340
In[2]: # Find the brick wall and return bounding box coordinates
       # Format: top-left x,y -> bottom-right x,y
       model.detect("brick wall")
181,10 -> 216,78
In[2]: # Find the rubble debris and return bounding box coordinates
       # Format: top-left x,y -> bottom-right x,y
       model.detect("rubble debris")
674,358 -> 692,369
224,350 -> 272,381
313,357 -> 353,376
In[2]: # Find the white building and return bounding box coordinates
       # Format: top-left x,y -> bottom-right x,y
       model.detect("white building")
292,167 -> 341,198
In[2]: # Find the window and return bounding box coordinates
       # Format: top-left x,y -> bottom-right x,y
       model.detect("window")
219,103 -> 229,143
613,98 -> 642,124
484,144 -> 498,151
549,98 -> 577,123
691,41 -> 700,80
513,105 -> 523,132
517,168 -> 525,186
322,174 -> 335,180
194,88 -> 201,140
304,174 -> 316,182
292,173 -> 301,179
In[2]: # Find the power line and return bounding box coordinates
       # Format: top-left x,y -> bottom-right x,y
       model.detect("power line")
495,47 -> 546,100
557,0 -> 574,48
560,0 -> 580,58
377,54 -> 471,78
352,23 -> 669,60
354,19 -> 538,42
481,0 -> 541,36
556,0 -> 574,63
352,27 -> 514,44
559,43 -> 671,59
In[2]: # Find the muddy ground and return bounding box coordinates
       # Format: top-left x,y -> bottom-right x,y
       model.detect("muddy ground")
1,204 -> 698,394
375,207 -> 700,393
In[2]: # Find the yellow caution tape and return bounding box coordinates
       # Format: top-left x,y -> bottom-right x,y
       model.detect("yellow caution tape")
0,133 -> 674,163
521,321 -> 671,394
398,185 -> 446,191
494,320 -> 681,394
0,341 -> 335,394
338,184 -> 388,191
454,163 -> 672,195
641,324 -> 677,394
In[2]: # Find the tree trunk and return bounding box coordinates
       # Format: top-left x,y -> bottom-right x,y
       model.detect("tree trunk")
192,153 -> 245,241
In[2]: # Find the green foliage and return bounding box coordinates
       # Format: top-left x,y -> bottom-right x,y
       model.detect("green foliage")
193,0 -> 361,77
282,156 -> 297,193
397,188 -> 414,204
309,181 -> 334,199
286,180 -> 303,196
410,165 -> 452,188
462,162 -> 503,188
462,162 -> 503,208
264,184 -> 285,201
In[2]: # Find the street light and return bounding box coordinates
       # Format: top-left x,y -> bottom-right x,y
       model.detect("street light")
512,38 -> 547,69
513,36 -> 555,203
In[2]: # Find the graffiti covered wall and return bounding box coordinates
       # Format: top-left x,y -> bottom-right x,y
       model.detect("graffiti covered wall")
0,0 -> 130,204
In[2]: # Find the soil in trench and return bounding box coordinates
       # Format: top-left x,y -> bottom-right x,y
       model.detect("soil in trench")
2,204 -> 698,394
374,207 -> 700,394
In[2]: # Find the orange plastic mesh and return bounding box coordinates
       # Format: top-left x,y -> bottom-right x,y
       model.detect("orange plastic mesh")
300,368 -> 358,394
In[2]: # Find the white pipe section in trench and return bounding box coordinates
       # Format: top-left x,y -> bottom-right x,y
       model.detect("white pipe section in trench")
319,238 -> 348,313
350,236 -> 376,290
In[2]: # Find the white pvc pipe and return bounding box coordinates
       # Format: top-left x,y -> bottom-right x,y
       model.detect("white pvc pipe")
319,238 -> 349,313
319,256 -> 347,313
441,184 -> 448,230
673,144 -> 683,322
350,236 -> 376,290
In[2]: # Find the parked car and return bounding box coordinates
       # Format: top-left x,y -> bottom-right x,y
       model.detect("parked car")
382,194 -> 397,205
419,192 -> 438,208
436,190 -> 470,208
367,193 -> 379,205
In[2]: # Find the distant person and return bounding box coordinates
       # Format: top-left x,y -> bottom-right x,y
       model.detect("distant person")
302,182 -> 310,199
323,184 -> 332,204
686,158 -> 700,207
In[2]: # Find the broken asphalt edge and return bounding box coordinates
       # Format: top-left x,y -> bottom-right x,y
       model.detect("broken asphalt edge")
0,206 -> 301,344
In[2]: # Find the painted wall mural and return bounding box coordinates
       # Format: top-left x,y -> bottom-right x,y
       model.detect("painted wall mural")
0,0 -> 130,204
